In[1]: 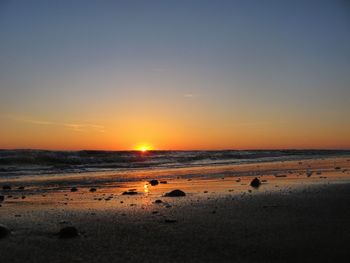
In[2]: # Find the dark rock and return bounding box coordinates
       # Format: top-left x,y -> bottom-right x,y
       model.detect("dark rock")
18,186 -> 25,190
164,219 -> 177,223
89,188 -> 97,192
70,187 -> 78,192
0,224 -> 10,238
274,174 -> 287,178
0,196 -> 4,202
2,185 -> 11,190
165,189 -> 186,197
58,226 -> 79,238
335,167 -> 341,170
149,180 -> 159,186
122,191 -> 138,195
250,177 -> 261,188
160,181 -> 167,184
154,199 -> 163,204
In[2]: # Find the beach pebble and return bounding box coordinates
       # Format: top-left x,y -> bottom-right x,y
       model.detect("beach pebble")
0,224 -> 11,238
2,185 -> 11,190
58,226 -> 79,238
165,189 -> 186,197
89,188 -> 97,192
164,219 -> 177,223
0,195 -> 4,202
122,191 -> 138,195
70,187 -> 78,192
149,180 -> 159,186
154,199 -> 163,204
18,186 -> 25,190
160,181 -> 167,184
250,177 -> 261,188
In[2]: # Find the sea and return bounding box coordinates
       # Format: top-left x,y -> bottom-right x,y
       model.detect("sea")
0,149 -> 349,181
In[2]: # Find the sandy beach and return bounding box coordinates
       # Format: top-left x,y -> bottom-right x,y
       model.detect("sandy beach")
1,157 -> 350,262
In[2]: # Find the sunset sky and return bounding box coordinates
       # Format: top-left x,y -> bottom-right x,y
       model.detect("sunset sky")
0,0 -> 349,150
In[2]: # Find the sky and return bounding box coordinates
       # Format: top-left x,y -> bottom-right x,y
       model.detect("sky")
0,0 -> 349,150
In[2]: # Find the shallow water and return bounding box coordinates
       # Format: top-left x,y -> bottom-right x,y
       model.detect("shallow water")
1,149 -> 349,181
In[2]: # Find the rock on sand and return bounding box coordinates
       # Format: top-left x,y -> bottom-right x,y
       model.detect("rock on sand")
122,191 -> 138,195
58,226 -> 79,238
250,177 -> 261,188
149,180 -> 159,186
0,224 -> 11,238
165,189 -> 186,197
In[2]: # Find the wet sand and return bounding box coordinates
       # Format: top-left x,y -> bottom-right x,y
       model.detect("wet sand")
0,157 -> 350,262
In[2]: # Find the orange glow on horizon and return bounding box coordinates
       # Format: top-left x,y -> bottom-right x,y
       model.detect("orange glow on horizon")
135,144 -> 153,152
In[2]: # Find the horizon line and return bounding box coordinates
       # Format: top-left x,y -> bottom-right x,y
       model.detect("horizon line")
1,148 -> 350,152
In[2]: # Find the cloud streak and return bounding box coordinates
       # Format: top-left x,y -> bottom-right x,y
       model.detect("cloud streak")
1,114 -> 105,133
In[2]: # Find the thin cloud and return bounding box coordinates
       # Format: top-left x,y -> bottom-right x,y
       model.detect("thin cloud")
1,114 -> 105,133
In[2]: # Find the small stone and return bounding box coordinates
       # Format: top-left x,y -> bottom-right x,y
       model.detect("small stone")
154,199 -> 163,204
89,188 -> 97,192
18,186 -> 25,190
160,181 -> 167,184
0,224 -> 11,238
58,226 -> 79,238
70,187 -> 78,192
122,191 -> 138,195
2,185 -> 11,190
250,177 -> 261,188
0,196 -> 4,202
165,189 -> 186,197
149,180 -> 159,186
164,219 -> 177,223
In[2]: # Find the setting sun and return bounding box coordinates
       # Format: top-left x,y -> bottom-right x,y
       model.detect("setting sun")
135,144 -> 153,152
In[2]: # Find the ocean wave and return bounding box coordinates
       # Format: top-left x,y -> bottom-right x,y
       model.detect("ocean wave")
0,149 -> 349,177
